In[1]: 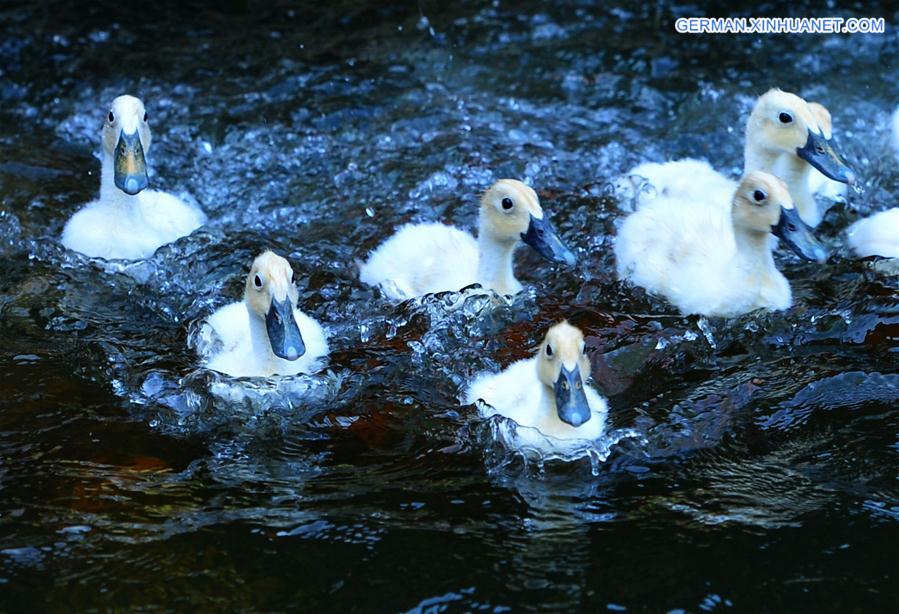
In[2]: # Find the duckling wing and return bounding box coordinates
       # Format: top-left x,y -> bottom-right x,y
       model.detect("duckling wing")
291,309 -> 330,374
359,222 -> 479,299
139,190 -> 206,244
464,358 -> 543,425
61,201 -> 155,260
848,208 -> 899,258
204,302 -> 250,354
618,159 -> 736,211
615,196 -> 736,313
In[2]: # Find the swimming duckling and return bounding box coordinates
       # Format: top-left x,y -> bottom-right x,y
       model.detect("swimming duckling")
621,89 -> 855,227
847,208 -> 899,258
465,321 -> 607,453
201,251 -> 328,378
615,171 -> 827,317
61,95 -> 206,260
359,179 -> 575,300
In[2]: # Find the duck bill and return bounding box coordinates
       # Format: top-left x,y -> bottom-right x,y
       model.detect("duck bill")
520,214 -> 576,266
796,130 -> 855,185
772,206 -> 828,263
265,297 -> 306,361
554,365 -> 591,428
113,129 -> 149,195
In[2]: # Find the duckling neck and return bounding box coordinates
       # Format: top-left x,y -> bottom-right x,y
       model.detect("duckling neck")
732,226 -> 777,276
774,154 -> 816,223
246,303 -> 279,372
99,152 -> 141,209
476,229 -> 521,295
744,142 -> 815,223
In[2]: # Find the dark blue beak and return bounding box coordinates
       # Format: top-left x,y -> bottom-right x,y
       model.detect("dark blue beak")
113,129 -> 149,195
265,297 -> 305,361
520,214 -> 576,266
554,365 -> 591,427
796,129 -> 855,185
772,206 -> 828,263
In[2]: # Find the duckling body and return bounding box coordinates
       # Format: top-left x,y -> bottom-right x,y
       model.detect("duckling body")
61,95 -> 205,260
465,322 -> 607,455
201,251 -> 328,378
847,208 -> 899,259
615,171 -> 827,317
359,179 -> 575,300
620,90 -> 854,228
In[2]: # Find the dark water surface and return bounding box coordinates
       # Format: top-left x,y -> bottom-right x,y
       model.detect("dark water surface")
1,0 -> 898,611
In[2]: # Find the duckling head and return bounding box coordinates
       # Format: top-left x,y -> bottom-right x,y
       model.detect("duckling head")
807,102 -> 833,139
747,89 -> 855,185
244,251 -> 306,361
102,95 -> 151,195
732,171 -> 828,263
479,179 -> 575,266
536,321 -> 592,428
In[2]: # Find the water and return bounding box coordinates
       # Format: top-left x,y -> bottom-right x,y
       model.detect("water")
1,1 -> 898,610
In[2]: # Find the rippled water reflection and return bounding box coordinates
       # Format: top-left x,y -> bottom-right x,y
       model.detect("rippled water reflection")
1,1 -> 897,610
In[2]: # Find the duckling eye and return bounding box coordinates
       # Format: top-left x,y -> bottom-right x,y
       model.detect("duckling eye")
575,380 -> 582,390
778,112 -> 793,124
253,274 -> 263,288
501,197 -> 514,211
108,111 -> 115,123
815,143 -> 825,154
787,222 -> 797,232
753,189 -> 767,202
545,344 -> 553,357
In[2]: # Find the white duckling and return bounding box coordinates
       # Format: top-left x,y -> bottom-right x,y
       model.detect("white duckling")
847,208 -> 899,259
358,179 -> 575,300
621,89 -> 855,227
61,95 -> 206,260
615,171 -> 827,317
201,251 -> 328,378
465,321 -> 607,454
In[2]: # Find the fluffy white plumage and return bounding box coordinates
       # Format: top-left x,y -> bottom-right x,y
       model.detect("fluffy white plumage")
359,222 -> 480,299
202,302 -> 328,378
61,95 -> 205,260
618,159 -> 736,211
847,208 -> 899,259
199,251 -> 329,378
615,172 -> 804,317
63,190 -> 206,260
465,357 -> 607,455
359,179 -> 574,300
617,90 -> 852,228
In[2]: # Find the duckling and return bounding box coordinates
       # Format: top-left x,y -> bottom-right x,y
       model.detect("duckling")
621,89 -> 855,227
847,208 -> 899,258
201,251 -> 328,378
358,179 -> 575,300
464,321 -> 607,453
61,95 -> 206,260
615,171 -> 827,317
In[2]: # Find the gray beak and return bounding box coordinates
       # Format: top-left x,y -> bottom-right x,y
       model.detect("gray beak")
520,214 -> 576,266
113,129 -> 149,195
772,206 -> 828,263
554,365 -> 591,427
796,129 -> 855,185
265,297 -> 306,361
